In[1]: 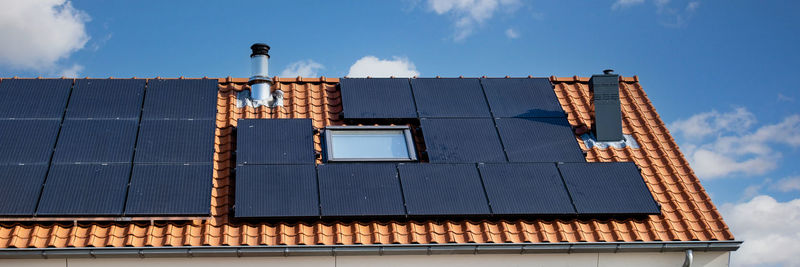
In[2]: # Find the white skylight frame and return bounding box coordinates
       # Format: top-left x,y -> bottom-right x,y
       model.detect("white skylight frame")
324,125 -> 418,162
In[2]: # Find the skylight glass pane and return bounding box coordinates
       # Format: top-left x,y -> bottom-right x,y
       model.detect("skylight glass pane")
330,130 -> 410,159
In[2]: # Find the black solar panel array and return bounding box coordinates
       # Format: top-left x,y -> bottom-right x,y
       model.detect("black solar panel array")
236,119 -> 315,164
0,79 -> 216,217
481,78 -> 564,118
495,117 -> 586,162
125,164 -> 213,216
234,118 -> 319,218
235,165 -> 319,218
420,118 -> 506,163
0,79 -> 72,119
0,78 -> 660,220
399,164 -> 491,216
340,78 -> 417,119
411,78 -> 491,118
142,79 -> 217,120
0,120 -> 61,164
0,165 -> 49,215
230,77 -> 658,219
558,162 -> 659,215
66,79 -> 145,119
134,119 -> 215,164
37,164 -> 130,215
478,163 -> 575,215
318,163 -> 405,216
53,119 -> 138,164
338,78 -> 584,165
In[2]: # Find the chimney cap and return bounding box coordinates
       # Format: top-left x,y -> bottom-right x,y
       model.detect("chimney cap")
250,43 -> 270,57
603,69 -> 614,75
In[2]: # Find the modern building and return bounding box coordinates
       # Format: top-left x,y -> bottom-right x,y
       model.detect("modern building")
0,44 -> 740,266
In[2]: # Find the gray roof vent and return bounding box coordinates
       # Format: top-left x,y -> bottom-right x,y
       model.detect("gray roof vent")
589,70 -> 623,142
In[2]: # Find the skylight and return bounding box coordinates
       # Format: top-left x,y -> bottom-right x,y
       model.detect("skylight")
324,126 -> 417,162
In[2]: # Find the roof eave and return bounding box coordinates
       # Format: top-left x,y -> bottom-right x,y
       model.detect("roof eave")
0,241 -> 742,259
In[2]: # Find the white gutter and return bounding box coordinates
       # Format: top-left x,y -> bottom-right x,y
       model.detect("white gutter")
0,241 -> 740,259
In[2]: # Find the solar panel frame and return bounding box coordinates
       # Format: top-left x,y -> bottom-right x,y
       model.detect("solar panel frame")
52,119 -> 138,164
558,162 -> 660,215
398,164 -> 491,216
134,119 -> 215,164
65,79 -> 145,119
125,164 -> 213,216
0,79 -> 72,119
234,164 -> 320,218
480,78 -> 565,118
317,163 -> 406,217
236,119 -> 315,165
411,78 -> 492,118
478,163 -> 576,215
0,120 -> 61,164
420,118 -> 506,163
340,78 -> 418,119
36,164 -> 129,216
0,165 -> 49,216
495,117 -> 585,163
141,79 -> 217,120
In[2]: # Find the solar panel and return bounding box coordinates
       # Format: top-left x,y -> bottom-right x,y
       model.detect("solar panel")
420,118 -> 506,163
65,79 -> 145,119
481,78 -> 565,118
0,165 -> 48,215
125,164 -> 212,216
558,162 -> 660,215
52,119 -> 138,164
0,120 -> 60,164
411,78 -> 491,118
317,163 -> 405,216
478,163 -> 575,215
36,164 -> 129,216
0,79 -> 72,119
134,119 -> 215,164
495,117 -> 585,162
340,78 -> 417,119
235,164 -> 319,218
398,164 -> 490,216
236,119 -> 315,164
141,79 -> 217,120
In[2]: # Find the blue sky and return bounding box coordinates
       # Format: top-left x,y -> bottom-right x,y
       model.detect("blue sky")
0,1 -> 798,265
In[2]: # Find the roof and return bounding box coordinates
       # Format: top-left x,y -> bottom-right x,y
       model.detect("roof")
0,76 -> 734,248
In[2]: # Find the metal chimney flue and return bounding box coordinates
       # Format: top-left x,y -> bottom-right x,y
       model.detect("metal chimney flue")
244,43 -> 283,108
250,43 -> 270,82
590,69 -> 623,142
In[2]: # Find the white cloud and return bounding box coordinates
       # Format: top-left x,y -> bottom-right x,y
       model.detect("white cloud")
57,64 -> 83,77
721,196 -> 800,267
773,176 -> 800,192
611,0 -> 645,10
612,0 -> 699,27
0,0 -> 90,71
427,0 -> 521,41
688,149 -> 776,179
686,1 -> 700,12
657,0 -> 700,27
778,93 -> 795,102
669,108 -> 800,179
504,28 -> 519,39
347,56 -> 420,78
669,108 -> 756,140
279,60 -> 324,78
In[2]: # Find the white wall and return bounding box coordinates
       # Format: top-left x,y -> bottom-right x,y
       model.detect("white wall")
0,251 -> 730,267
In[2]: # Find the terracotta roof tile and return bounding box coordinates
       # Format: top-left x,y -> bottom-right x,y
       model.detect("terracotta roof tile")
0,76 -> 734,248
